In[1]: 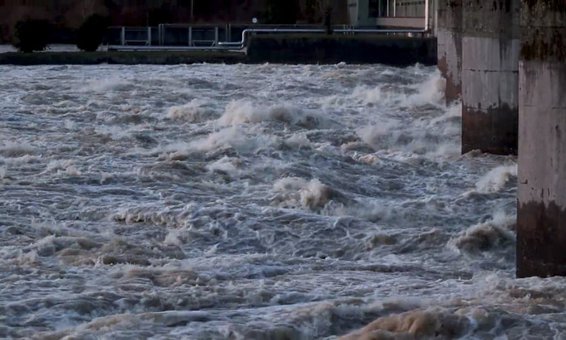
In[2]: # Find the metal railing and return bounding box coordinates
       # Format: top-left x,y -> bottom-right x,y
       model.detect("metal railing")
156,24 -> 221,47
107,24 -> 429,51
120,27 -> 152,46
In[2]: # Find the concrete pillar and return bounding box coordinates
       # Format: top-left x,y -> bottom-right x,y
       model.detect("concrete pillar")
437,0 -> 462,103
461,0 -> 520,155
517,1 -> 566,278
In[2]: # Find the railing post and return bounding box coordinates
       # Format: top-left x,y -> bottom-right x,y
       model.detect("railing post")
121,27 -> 126,45
214,26 -> 219,46
188,26 -> 192,46
147,26 -> 151,46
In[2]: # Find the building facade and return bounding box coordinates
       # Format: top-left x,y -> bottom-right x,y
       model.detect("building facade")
347,0 -> 427,27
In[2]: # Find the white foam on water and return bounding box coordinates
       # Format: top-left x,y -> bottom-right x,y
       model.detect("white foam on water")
474,164 -> 518,194
357,119 -> 402,150
148,126 -> 267,160
163,228 -> 187,247
184,127 -> 277,156
166,99 -> 215,123
350,73 -> 460,158
95,125 -> 132,140
336,69 -> 446,109
272,177 -> 339,211
356,110 -> 460,158
206,156 -> 242,176
0,141 -> 37,158
43,159 -> 81,176
218,99 -> 323,129
408,71 -> 446,106
16,249 -> 40,266
81,77 -> 133,92
284,133 -> 312,149
447,211 -> 516,256
0,154 -> 42,165
64,119 -> 76,130
351,152 -> 380,165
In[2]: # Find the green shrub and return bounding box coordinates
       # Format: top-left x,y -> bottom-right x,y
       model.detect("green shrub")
13,19 -> 51,53
76,15 -> 109,52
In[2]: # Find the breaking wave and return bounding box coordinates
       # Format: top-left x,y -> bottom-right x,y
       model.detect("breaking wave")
218,99 -> 325,129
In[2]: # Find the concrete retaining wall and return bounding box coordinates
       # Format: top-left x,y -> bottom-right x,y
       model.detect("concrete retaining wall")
246,35 -> 437,66
0,37 -> 436,66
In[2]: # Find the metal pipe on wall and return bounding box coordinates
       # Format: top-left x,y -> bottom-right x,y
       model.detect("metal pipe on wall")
112,26 -> 429,51
219,27 -> 428,48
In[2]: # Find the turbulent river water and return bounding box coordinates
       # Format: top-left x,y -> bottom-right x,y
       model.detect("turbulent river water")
0,63 -> 564,339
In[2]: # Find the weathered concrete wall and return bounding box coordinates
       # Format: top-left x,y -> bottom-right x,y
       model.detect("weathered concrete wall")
246,35 -> 437,65
461,0 -> 520,155
517,0 -> 566,278
436,0 -> 462,104
0,38 -> 437,65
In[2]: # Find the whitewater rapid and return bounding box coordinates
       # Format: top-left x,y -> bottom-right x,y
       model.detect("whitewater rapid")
1,63 -> 564,339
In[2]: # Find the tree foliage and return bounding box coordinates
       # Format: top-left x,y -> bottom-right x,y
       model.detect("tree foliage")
76,14 -> 110,52
13,19 -> 51,53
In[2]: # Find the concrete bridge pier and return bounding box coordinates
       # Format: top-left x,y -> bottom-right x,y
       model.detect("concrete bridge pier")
517,1 -> 566,278
461,0 -> 520,155
437,0 -> 462,104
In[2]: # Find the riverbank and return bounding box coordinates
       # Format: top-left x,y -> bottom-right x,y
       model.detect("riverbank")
0,36 -> 437,66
